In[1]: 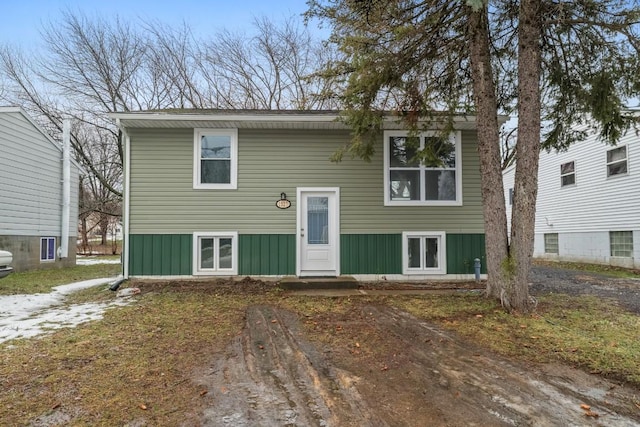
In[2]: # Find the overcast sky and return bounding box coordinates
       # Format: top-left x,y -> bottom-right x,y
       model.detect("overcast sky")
0,0 -> 320,49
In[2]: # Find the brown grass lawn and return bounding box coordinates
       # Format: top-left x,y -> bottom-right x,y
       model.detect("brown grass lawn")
1,279 -> 639,425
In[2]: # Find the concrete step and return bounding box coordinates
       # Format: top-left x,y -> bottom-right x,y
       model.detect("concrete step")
278,276 -> 359,290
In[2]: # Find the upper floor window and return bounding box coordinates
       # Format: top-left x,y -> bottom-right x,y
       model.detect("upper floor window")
384,131 -> 462,206
193,129 -> 238,189
560,161 -> 575,187
606,146 -> 627,177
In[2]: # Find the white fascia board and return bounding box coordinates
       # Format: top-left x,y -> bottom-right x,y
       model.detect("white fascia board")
108,112 -> 501,124
109,112 -> 341,123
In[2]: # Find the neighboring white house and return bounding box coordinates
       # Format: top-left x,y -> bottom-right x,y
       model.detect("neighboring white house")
0,107 -> 80,272
504,122 -> 639,269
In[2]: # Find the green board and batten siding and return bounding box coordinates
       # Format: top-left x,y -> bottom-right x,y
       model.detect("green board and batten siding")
127,127 -> 486,276
128,233 -> 486,275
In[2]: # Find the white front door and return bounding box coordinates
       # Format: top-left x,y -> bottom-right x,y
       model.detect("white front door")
297,188 -> 340,277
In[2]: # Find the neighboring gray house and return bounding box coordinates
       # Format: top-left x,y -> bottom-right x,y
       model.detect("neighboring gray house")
504,121 -> 639,269
0,107 -> 80,271
112,110 -> 503,280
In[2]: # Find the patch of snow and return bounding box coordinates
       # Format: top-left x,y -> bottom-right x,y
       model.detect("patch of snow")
76,257 -> 121,266
0,277 -> 134,344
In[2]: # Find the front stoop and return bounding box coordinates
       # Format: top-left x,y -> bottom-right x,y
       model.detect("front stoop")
278,276 -> 359,290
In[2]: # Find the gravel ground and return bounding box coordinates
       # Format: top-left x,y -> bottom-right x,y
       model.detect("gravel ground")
529,265 -> 640,314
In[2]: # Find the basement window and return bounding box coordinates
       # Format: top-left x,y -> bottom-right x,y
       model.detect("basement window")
544,233 -> 559,254
610,231 -> 633,258
40,237 -> 56,262
193,232 -> 238,275
402,232 -> 446,274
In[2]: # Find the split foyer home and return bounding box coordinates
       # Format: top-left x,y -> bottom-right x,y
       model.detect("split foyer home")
112,110 -> 498,280
504,119 -> 639,268
0,107 -> 79,271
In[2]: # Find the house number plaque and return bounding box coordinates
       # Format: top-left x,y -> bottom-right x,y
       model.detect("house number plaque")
276,193 -> 291,209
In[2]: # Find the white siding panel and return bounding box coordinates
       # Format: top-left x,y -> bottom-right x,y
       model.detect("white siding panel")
0,111 -> 78,236
523,123 -> 639,267
535,129 -> 639,234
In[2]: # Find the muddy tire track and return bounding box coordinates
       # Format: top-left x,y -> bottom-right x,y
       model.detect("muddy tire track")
361,304 -> 640,426
199,305 -> 385,426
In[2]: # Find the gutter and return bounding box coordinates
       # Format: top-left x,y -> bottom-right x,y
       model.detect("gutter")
115,118 -> 131,279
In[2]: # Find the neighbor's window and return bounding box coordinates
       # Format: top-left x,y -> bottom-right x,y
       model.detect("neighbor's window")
606,146 -> 628,177
610,231 -> 633,258
402,232 -> 446,274
544,233 -> 559,254
40,237 -> 56,262
508,188 -> 514,205
193,232 -> 238,275
560,161 -> 575,187
194,129 -> 238,189
384,131 -> 461,206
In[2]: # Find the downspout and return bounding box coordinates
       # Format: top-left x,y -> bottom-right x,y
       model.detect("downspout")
58,118 -> 71,259
117,118 -> 131,280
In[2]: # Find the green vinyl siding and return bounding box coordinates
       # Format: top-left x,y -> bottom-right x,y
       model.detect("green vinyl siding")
446,234 -> 486,274
128,128 -> 484,235
239,234 -> 295,275
341,234 -> 402,274
129,234 -> 192,276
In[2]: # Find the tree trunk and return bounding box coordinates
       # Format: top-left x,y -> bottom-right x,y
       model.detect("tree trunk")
507,0 -> 543,312
99,213 -> 109,246
467,7 -> 510,299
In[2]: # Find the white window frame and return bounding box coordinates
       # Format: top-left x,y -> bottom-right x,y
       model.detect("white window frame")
193,128 -> 238,189
193,232 -> 238,275
560,161 -> 576,187
384,131 -> 462,206
610,230 -> 633,258
402,231 -> 447,275
544,233 -> 559,254
40,237 -> 56,262
606,145 -> 628,178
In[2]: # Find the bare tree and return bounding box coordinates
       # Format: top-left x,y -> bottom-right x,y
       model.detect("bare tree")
1,11 -> 340,252
196,16 -> 339,109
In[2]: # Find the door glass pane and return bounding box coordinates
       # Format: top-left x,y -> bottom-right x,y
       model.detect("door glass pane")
307,196 -> 329,244
200,238 -> 214,269
218,238 -> 232,269
425,237 -> 439,268
408,238 -> 421,268
390,170 -> 420,200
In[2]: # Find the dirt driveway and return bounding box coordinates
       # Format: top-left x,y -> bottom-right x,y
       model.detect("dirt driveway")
197,300 -> 640,426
